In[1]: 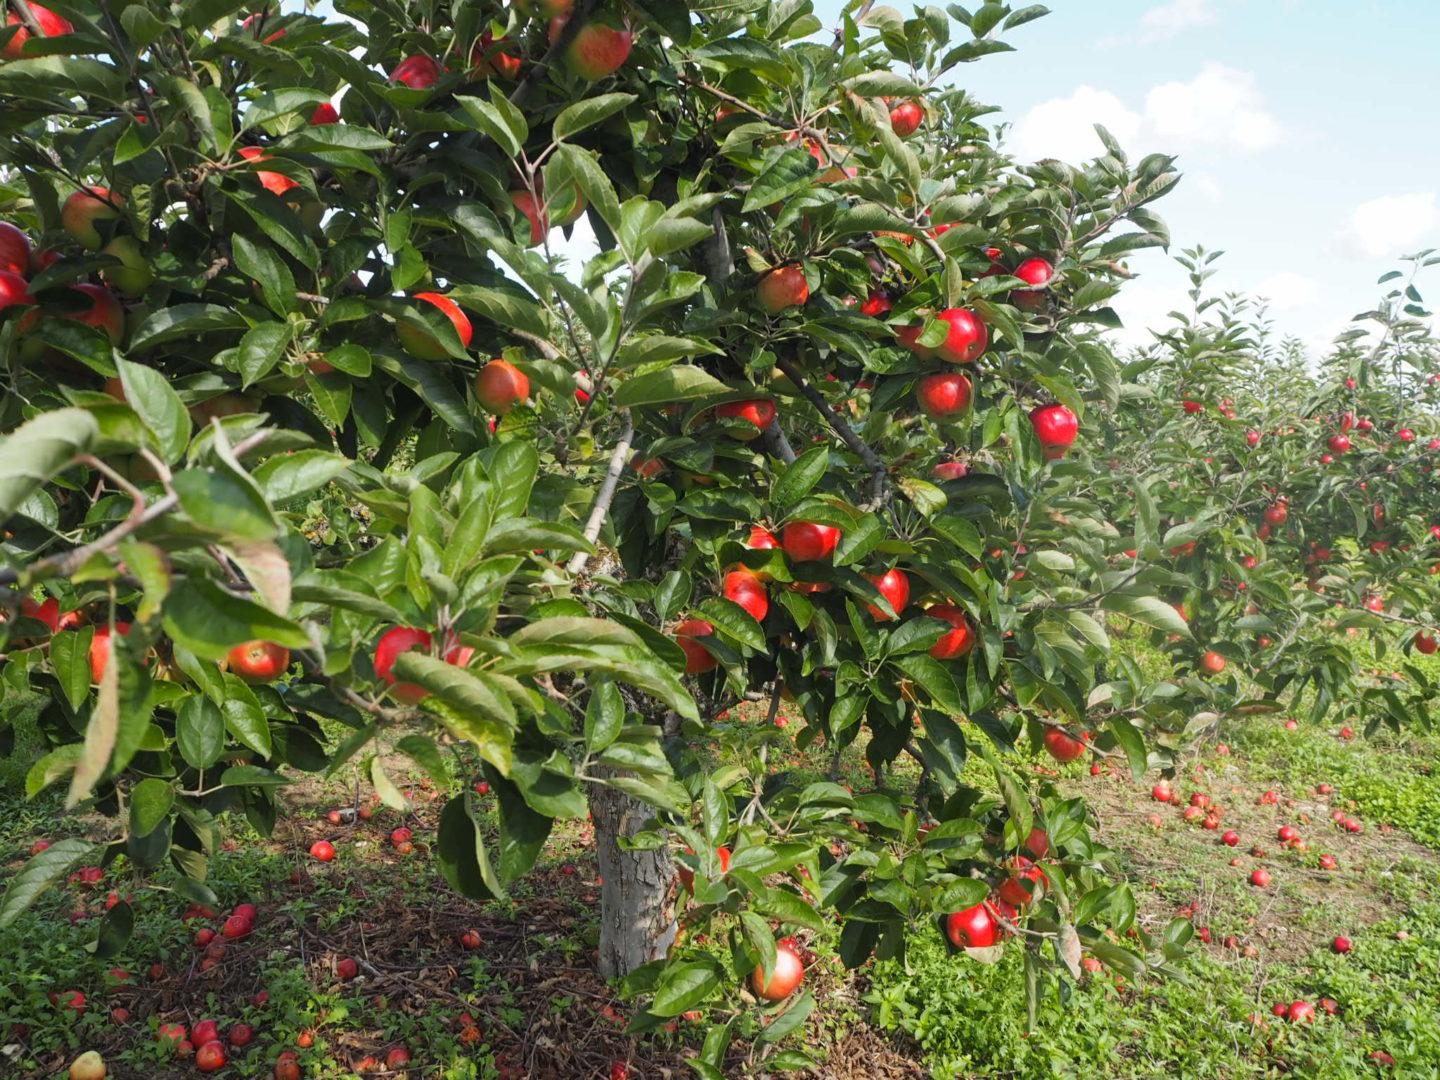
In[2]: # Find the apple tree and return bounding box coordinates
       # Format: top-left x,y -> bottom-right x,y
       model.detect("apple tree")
0,0 -> 1198,1057
1090,246 -> 1440,763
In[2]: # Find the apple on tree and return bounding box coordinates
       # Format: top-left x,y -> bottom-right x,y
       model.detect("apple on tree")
750,939 -> 804,1001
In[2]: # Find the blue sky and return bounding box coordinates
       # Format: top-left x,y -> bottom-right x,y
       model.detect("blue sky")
809,0 -> 1440,350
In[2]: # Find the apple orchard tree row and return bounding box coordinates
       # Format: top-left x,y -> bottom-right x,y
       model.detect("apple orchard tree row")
10,1 -> 1430,1062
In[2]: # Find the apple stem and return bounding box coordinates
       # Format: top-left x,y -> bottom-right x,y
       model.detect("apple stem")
566,413 -> 634,576
773,355 -> 889,511
9,0 -> 44,40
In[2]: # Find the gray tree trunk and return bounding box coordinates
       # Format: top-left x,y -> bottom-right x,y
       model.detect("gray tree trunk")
590,768 -> 677,979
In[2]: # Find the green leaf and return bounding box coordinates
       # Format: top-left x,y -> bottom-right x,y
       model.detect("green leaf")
88,898 -> 135,958
130,777 -> 174,837
220,674 -> 272,757
1109,716 -> 1147,781
117,358 -> 191,463
585,680 -> 625,753
172,465 -> 278,543
395,734 -> 450,786
756,990 -> 814,1044
252,450 -> 349,505
436,793 -> 503,901
0,838 -> 95,929
161,580 -> 311,661
553,93 -> 637,141
772,447 -> 828,507
613,367 -> 731,408
176,694 -> 226,770
455,91 -> 526,158
51,628 -> 92,712
0,408 -> 97,528
370,755 -> 407,811
1100,593 -> 1193,638
490,771 -> 554,884
237,321 -> 291,387
651,962 -> 722,1016
743,148 -> 817,213
129,303 -> 247,351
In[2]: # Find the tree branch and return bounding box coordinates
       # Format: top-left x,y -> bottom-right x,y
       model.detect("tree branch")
773,355 -> 889,510
566,412 -> 634,575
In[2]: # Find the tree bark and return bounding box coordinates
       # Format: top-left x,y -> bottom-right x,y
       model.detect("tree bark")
590,767 -> 677,979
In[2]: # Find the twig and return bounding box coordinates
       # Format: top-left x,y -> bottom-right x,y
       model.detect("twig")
758,423 -> 797,465
566,413 -> 634,575
773,354 -> 889,510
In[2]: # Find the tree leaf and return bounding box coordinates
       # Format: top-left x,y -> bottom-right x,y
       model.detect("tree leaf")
0,838 -> 95,929
0,408 -> 97,528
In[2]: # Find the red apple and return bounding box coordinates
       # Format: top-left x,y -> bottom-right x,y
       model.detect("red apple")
310,102 -> 339,125
337,957 -> 359,979
781,521 -> 841,561
723,570 -> 769,622
889,101 -> 923,137
1250,867 -> 1270,887
226,640 -> 289,683
386,1047 -> 412,1070
3,3 -> 72,60
391,55 -> 440,88
56,283 -> 125,344
863,568 -> 910,620
750,940 -> 804,1001
309,839 -> 335,862
916,371 -> 973,419
275,1052 -> 302,1080
228,1024 -> 253,1047
88,622 -> 132,683
1042,728 -> 1086,763
1415,632 -> 1437,655
945,901 -> 1001,948
1030,403 -> 1078,458
1333,935 -> 1352,953
715,398 -> 776,439
928,308 -> 987,363
221,915 -> 252,939
237,145 -> 299,196
1285,1001 -> 1315,1024
460,929 -> 482,949
374,626 -> 433,703
475,359 -> 530,414
1327,434 -> 1350,453
1246,430 -> 1260,446
196,1040 -> 226,1072
673,619 -> 717,674
996,856 -> 1047,907
1199,651 -> 1227,675
0,268 -> 35,312
0,221 -> 30,275
925,604 -> 974,659
397,292 -> 472,359
931,461 -> 968,480
1222,830 -> 1239,846
470,30 -> 522,79
549,16 -> 633,79
60,187 -> 123,250
757,265 -> 808,313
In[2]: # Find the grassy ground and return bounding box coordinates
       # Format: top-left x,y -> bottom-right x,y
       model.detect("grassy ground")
4,667 -> 1440,1078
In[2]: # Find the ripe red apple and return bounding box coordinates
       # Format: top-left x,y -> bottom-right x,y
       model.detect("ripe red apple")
391,827 -> 412,845
475,359 -> 530,414
1222,830 -> 1240,846
391,54 -> 440,88
757,265 -> 808,313
226,640 -> 289,683
1250,867 -> 1270,887
1262,503 -> 1287,526
1277,825 -> 1297,842
715,398 -> 776,439
673,619 -> 717,674
1285,1001 -> 1315,1024
860,289 -> 892,317
916,371 -> 973,419
1415,631 -> 1438,655
228,1024 -> 253,1047
196,1040 -> 226,1072
996,856 -> 1047,907
1246,430 -> 1260,446
1327,434 -> 1350,453
781,521 -> 841,561
275,1051 -> 302,1080
1199,651 -> 1227,675
750,940 -> 804,1001
931,461 -> 968,480
68,1052 -> 106,1080
190,1019 -> 220,1046
1030,403 -> 1078,458
238,146 -> 299,196
0,269 -> 35,312
222,915 -> 252,939
88,622 -> 132,683
1152,782 -> 1173,803
863,568 -> 910,620
723,570 -> 769,622
386,1047 -> 412,1070
0,221 -> 30,275
309,839 -> 335,862
310,102 -> 339,125
1318,853 -> 1337,869
676,845 -> 731,892
337,957 -> 359,979
945,901 -> 1001,948
889,100 -> 923,137
374,626 -> 434,703
397,292 -> 472,359
746,525 -> 779,551
3,2 -> 73,60
548,15 -> 633,79
1333,935 -> 1352,953
1398,428 -> 1416,442
470,30 -> 522,78
159,1023 -> 187,1045
1042,728 -> 1086,763
1182,805 -> 1205,822
925,604 -> 974,659
460,929 -> 482,949
251,989 -> 269,1007
61,187 -> 123,250
926,308 -> 987,363
54,283 -> 126,344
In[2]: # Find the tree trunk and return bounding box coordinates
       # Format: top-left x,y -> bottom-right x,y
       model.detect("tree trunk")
590,767 -> 677,979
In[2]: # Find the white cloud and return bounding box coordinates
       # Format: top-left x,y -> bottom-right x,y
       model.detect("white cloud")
1009,63 -> 1281,164
1193,174 -> 1224,201
1138,0 -> 1218,41
1143,63 -> 1281,150
1338,192 -> 1438,259
1252,271 -> 1321,311
1007,86 -> 1142,164
1106,280 -> 1192,349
